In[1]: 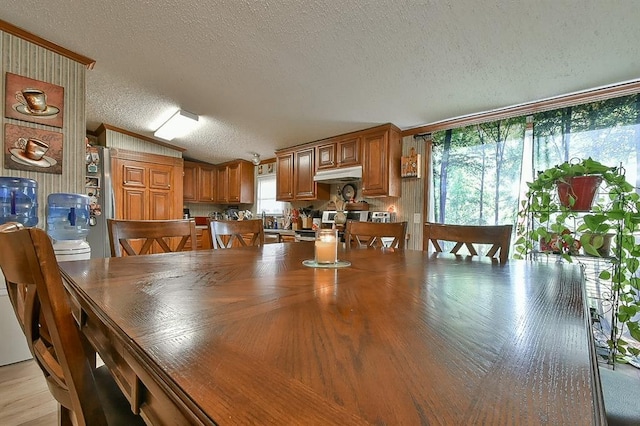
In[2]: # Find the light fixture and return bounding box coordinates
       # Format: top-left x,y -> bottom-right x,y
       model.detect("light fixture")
153,110 -> 199,141
251,153 -> 261,165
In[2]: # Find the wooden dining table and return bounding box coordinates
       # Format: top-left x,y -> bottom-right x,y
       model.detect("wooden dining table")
59,243 -> 606,425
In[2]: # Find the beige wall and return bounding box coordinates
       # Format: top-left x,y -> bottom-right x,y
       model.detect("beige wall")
0,30 -> 87,229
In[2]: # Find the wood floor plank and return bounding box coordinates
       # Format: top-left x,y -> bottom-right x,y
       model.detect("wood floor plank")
0,360 -> 56,426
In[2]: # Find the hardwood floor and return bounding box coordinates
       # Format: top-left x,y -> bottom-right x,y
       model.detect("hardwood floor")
0,360 -> 57,426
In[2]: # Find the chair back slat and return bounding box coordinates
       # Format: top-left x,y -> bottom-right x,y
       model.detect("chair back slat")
423,222 -> 513,263
108,219 -> 197,257
344,221 -> 407,249
209,219 -> 265,249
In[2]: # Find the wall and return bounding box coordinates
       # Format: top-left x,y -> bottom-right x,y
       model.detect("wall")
0,27 -> 88,366
97,126 -> 182,158
1,30 -> 87,229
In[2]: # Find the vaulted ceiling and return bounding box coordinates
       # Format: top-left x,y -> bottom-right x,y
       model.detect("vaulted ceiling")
4,1 -> 640,164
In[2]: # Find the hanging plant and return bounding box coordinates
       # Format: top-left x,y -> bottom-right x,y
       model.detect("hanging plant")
515,157 -> 640,364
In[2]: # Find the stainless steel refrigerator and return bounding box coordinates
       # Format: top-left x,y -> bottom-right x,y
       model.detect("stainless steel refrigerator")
85,145 -> 116,258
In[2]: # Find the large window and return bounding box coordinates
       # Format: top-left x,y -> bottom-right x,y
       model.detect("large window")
431,94 -> 640,229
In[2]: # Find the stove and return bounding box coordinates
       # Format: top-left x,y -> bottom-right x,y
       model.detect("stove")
321,210 -> 369,225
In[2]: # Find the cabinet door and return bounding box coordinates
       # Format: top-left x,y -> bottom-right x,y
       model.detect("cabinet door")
294,148 -> 316,199
337,136 -> 360,167
361,131 -> 388,196
149,190 -> 172,219
216,166 -> 229,203
122,189 -> 146,220
183,162 -> 197,201
316,143 -> 336,170
199,166 -> 216,202
227,162 -> 241,203
276,152 -> 294,201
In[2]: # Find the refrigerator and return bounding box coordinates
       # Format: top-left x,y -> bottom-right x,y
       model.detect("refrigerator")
85,145 -> 116,258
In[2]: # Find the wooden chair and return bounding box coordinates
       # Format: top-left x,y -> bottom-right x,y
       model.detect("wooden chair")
423,222 -> 513,263
108,218 -> 197,257
0,223 -> 144,426
209,219 -> 265,249
344,221 -> 408,249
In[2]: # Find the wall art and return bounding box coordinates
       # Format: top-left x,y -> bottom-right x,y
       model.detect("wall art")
4,72 -> 64,128
401,147 -> 421,178
4,123 -> 63,174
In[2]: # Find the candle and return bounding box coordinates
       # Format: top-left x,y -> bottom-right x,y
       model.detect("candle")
315,229 -> 338,264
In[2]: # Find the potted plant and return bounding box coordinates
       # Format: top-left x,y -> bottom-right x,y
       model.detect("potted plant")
515,157 -> 640,365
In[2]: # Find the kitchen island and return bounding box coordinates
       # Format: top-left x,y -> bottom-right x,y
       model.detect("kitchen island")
60,245 -> 605,425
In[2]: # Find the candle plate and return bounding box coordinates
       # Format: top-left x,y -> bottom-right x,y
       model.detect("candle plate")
302,260 -> 351,268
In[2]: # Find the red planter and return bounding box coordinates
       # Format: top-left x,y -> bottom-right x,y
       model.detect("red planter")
556,175 -> 602,211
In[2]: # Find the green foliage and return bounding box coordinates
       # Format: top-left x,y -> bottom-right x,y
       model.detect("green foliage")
515,157 -> 640,364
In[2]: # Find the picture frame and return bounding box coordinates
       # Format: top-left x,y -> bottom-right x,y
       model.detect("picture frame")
4,123 -> 63,174
4,72 -> 64,128
85,176 -> 100,188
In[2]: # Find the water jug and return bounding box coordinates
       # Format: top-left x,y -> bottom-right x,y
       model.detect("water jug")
46,193 -> 90,241
0,177 -> 38,226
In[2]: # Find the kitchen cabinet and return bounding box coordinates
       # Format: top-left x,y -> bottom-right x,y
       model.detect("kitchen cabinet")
276,152 -> 294,201
112,150 -> 183,221
183,162 -> 197,201
317,136 -> 361,170
215,160 -> 254,204
183,160 -> 216,203
276,123 -> 399,200
276,148 -> 330,201
361,125 -> 401,197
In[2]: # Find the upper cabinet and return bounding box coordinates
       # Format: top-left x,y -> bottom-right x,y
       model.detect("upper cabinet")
276,152 -> 294,201
216,160 -> 255,204
361,125 -> 401,198
276,148 -> 330,201
316,136 -> 360,170
183,160 -> 216,203
276,123 -> 401,200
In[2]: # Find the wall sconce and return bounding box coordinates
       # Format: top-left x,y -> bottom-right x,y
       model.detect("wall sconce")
251,153 -> 261,165
154,110 -> 199,141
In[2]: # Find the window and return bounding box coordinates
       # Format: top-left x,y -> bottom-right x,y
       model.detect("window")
256,174 -> 285,215
431,94 -> 640,230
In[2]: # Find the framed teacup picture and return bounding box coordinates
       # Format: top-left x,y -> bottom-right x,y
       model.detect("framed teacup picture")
4,72 -> 64,128
4,123 -> 63,174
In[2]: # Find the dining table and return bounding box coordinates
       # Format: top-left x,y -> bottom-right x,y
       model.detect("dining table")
59,243 -> 606,425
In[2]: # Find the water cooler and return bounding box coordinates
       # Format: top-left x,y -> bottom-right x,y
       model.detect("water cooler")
47,193 -> 91,262
0,177 -> 38,365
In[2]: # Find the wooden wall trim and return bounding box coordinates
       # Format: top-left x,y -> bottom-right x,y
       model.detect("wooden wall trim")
95,123 -> 188,152
402,79 -> 640,136
110,147 -> 184,167
0,19 -> 96,69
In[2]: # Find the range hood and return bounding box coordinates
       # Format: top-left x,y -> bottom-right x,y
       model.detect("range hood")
313,165 -> 363,183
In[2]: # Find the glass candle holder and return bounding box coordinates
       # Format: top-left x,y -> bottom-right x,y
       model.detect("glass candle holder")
315,229 -> 338,264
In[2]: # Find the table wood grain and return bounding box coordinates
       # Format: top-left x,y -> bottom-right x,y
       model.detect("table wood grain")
60,244 -> 605,425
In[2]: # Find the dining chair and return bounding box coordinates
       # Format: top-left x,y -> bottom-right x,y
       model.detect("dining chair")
0,222 -> 145,426
344,220 -> 408,249
107,218 -> 197,257
208,219 -> 265,249
423,222 -> 513,263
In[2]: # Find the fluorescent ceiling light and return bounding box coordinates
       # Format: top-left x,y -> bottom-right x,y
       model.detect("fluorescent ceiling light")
154,110 -> 199,141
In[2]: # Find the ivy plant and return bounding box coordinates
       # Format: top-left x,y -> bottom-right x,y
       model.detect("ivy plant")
514,157 -> 640,364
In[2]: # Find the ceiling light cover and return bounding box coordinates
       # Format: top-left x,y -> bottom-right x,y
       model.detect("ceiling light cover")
251,153 -> 261,165
154,110 -> 199,141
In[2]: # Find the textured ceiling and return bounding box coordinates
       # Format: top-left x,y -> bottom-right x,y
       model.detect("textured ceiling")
4,1 -> 640,164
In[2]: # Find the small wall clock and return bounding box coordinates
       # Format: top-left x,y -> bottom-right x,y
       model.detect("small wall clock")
341,183 -> 356,201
